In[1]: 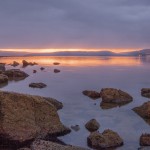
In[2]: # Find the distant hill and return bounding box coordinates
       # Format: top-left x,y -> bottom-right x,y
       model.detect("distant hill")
0,49 -> 150,57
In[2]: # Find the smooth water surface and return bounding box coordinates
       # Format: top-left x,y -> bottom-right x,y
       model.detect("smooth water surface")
0,56 -> 150,150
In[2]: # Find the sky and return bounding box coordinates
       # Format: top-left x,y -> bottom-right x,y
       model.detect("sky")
0,0 -> 150,53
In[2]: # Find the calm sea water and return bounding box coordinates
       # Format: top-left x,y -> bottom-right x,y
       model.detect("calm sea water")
0,56 -> 150,150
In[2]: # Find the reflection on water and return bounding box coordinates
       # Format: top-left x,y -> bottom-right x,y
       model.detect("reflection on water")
0,56 -> 149,67
0,56 -> 150,149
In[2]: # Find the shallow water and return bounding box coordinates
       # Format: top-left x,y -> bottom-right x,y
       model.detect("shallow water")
0,56 -> 150,150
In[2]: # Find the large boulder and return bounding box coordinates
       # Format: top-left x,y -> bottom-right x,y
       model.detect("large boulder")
31,140 -> 88,150
3,69 -> 29,80
141,88 -> 150,98
0,91 -> 70,147
85,119 -> 100,132
0,74 -> 8,84
133,101 -> 150,125
87,129 -> 123,149
0,63 -> 5,71
140,134 -> 150,146
82,90 -> 100,99
100,88 -> 133,104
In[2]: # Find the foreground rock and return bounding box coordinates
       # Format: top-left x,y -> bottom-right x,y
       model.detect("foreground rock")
3,69 -> 29,80
0,63 -> 5,71
82,90 -> 100,99
31,140 -> 88,150
29,83 -> 47,88
87,129 -> 123,149
141,88 -> 150,98
133,101 -> 150,125
85,119 -> 100,132
100,88 -> 133,104
54,69 -> 60,73
22,60 -> 38,67
140,134 -> 150,146
0,74 -> 8,84
0,91 -> 70,148
11,61 -> 19,67
53,62 -> 60,65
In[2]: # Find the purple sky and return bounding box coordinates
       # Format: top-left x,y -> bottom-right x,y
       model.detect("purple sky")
0,0 -> 150,50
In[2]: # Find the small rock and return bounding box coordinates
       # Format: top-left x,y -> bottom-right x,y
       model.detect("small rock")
82,90 -> 100,99
100,88 -> 133,104
0,74 -> 8,84
87,129 -> 123,149
133,101 -> 150,125
29,83 -> 47,88
140,134 -> 150,146
53,62 -> 60,65
40,67 -> 45,70
71,125 -> 80,132
22,60 -> 37,67
85,119 -> 100,132
33,70 -> 37,73
54,69 -> 60,73
11,61 -> 19,67
141,88 -> 150,98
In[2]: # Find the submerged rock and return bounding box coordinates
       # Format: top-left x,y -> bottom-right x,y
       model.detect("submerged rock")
87,129 -> 123,149
133,101 -> 150,125
0,91 -> 71,147
0,74 -> 8,84
33,70 -> 37,73
54,69 -> 60,73
141,88 -> 150,98
85,119 -> 100,132
29,83 -> 47,88
82,90 -> 100,99
0,63 -> 5,71
3,69 -> 29,79
11,61 -> 19,67
31,140 -> 88,150
100,88 -> 133,104
53,62 -> 60,65
71,125 -> 80,132
140,134 -> 150,146
40,67 -> 45,70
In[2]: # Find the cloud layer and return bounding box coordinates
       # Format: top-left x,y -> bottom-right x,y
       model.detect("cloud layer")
0,0 -> 150,50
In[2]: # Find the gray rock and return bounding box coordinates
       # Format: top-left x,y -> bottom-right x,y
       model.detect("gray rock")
29,83 -> 47,88
85,119 -> 100,132
82,90 -> 100,99
71,125 -> 80,132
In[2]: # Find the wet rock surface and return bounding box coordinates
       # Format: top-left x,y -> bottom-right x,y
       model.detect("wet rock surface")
140,134 -> 150,146
141,88 -> 150,98
100,88 -> 133,104
29,82 -> 47,88
133,101 -> 150,125
85,119 -> 100,132
54,69 -> 60,73
87,129 -> 123,149
0,91 -> 71,148
82,90 -> 100,99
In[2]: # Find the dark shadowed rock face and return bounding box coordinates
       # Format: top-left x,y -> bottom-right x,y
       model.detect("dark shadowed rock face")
141,88 -> 150,98
85,119 -> 100,132
0,91 -> 71,147
29,83 -> 47,88
140,134 -> 150,146
0,74 -> 8,84
133,101 -> 150,125
3,69 -> 29,79
87,129 -> 123,149
31,140 -> 88,150
54,69 -> 60,73
0,63 -> 5,71
100,88 -> 133,104
82,90 -> 100,99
